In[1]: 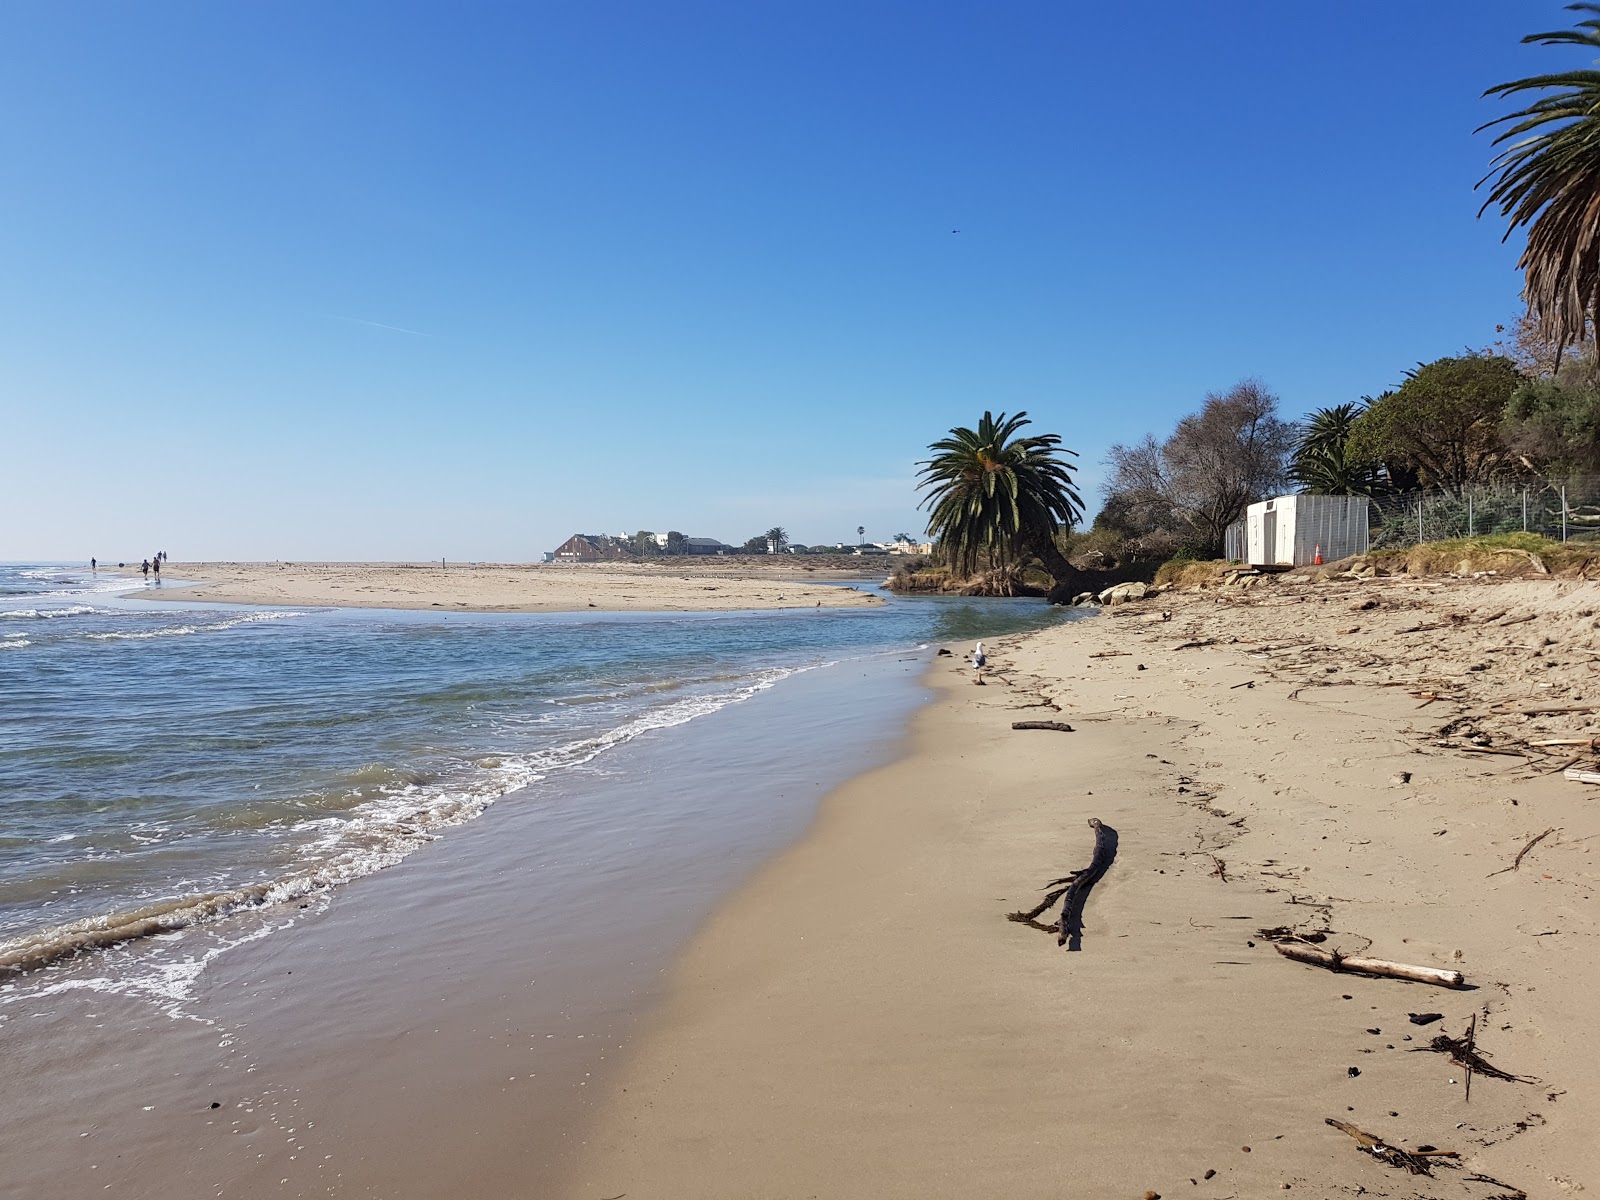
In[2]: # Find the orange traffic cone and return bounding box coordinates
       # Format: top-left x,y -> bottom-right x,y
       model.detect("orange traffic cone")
1313,544 -> 1324,565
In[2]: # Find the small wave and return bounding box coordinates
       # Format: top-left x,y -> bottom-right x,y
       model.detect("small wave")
84,612 -> 305,640
0,638 -> 30,649
0,605 -> 101,620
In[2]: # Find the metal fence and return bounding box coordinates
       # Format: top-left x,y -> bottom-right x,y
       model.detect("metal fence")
1368,475 -> 1600,550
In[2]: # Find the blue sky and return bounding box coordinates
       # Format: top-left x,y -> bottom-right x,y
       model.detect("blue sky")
0,1 -> 1575,560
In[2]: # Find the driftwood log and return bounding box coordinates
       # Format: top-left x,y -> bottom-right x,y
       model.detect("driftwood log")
1006,818 -> 1117,950
1011,721 -> 1074,732
1564,768 -> 1600,785
1274,943 -> 1466,988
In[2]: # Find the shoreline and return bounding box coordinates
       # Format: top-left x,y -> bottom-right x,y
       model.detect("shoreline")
0,641 -> 944,1199
565,573 -> 1600,1198
114,560 -> 888,613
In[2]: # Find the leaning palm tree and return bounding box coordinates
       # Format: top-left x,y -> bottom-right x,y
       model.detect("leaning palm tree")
917,411 -> 1085,600
1480,5 -> 1600,358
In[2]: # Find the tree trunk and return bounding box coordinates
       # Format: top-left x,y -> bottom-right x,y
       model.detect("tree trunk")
1028,533 -> 1091,605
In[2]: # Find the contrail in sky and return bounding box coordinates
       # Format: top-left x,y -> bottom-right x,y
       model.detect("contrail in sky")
324,314 -> 432,337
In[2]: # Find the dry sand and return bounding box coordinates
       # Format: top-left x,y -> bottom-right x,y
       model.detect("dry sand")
568,571 -> 1600,1199
128,559 -> 884,612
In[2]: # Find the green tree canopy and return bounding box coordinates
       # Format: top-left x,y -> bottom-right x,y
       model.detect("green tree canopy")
1504,377 -> 1600,473
1346,356 -> 1521,495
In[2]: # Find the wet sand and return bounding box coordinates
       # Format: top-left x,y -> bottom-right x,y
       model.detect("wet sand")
569,573 -> 1600,1198
126,560 -> 884,612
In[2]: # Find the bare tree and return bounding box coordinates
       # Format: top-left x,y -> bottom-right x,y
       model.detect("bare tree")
1104,380 -> 1296,557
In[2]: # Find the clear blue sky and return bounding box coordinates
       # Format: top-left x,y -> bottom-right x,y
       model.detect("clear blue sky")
0,1 -> 1574,560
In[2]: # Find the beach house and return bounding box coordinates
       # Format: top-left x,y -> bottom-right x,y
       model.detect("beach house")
551,534 -> 636,562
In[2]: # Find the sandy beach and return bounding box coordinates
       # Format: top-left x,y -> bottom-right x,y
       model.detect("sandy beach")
127,559 -> 885,612
569,569 -> 1600,1199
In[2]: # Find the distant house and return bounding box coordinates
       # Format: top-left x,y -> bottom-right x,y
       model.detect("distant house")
551,534 -> 636,562
885,539 -> 933,555
683,537 -> 731,555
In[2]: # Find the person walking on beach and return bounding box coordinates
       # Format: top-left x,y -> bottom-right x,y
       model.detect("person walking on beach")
141,558 -> 149,578
152,556 -> 160,577
90,557 -> 96,570
972,641 -> 986,685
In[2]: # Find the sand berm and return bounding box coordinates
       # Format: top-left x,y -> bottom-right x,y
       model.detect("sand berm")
567,567 -> 1600,1199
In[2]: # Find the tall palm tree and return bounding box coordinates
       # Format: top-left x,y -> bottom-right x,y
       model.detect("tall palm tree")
917,411 -> 1085,600
1480,5 -> 1600,357
764,525 -> 788,551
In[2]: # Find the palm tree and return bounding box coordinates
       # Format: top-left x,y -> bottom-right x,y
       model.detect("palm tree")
917,411 -> 1085,601
1289,402 -> 1383,495
856,525 -> 865,545
1480,5 -> 1600,358
764,525 -> 789,552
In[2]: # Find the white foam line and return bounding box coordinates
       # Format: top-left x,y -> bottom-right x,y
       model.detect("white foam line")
83,612 -> 306,640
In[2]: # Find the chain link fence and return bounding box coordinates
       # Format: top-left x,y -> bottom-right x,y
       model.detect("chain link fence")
1368,475 -> 1600,550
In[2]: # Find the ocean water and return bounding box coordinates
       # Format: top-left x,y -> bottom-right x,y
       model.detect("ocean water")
0,563 -> 1076,1007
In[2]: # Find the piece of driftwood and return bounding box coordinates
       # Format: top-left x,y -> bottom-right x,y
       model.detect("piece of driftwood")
1011,721 -> 1075,732
1487,828 -> 1557,877
1088,650 -> 1130,658
1531,737 -> 1600,748
1172,638 -> 1215,650
1518,702 -> 1600,716
1325,1118 -> 1450,1175
1564,768 -> 1600,785
1274,943 -> 1466,988
1006,818 -> 1117,951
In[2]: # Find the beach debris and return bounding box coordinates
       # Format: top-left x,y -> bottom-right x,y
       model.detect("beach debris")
1005,817 -> 1117,950
1229,679 -> 1256,689
1010,721 -> 1074,732
1563,767 -> 1600,784
1390,771 -> 1412,785
1325,1117 -> 1456,1175
1257,926 -> 1325,943
1412,1015 -> 1538,1090
1408,1012 -> 1445,1026
1172,638 -> 1216,650
935,647 -> 952,656
1487,828 -> 1557,877
1272,942 -> 1466,988
1088,649 -> 1130,658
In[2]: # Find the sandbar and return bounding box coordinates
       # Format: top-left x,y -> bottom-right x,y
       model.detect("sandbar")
124,559 -> 885,612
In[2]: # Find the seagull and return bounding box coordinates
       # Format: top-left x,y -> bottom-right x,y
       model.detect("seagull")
951,229 -> 960,233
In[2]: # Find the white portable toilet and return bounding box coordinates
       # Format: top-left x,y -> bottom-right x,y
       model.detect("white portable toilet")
1245,495 -> 1369,567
